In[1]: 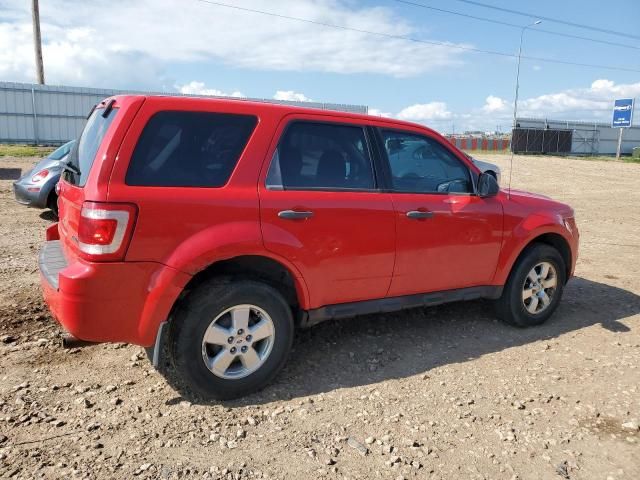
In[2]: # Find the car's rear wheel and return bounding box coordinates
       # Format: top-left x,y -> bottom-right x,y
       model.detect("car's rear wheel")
494,244 -> 566,327
168,277 -> 294,400
47,192 -> 58,218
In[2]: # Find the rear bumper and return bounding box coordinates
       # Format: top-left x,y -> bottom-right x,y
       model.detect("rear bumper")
13,181 -> 47,208
39,239 -> 190,346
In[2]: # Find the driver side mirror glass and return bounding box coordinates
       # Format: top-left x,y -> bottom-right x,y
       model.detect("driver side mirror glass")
478,172 -> 499,198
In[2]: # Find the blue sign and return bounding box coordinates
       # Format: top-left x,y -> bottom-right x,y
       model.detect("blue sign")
612,98 -> 634,128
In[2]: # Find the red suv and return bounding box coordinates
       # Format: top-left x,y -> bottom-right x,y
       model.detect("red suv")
39,96 -> 578,399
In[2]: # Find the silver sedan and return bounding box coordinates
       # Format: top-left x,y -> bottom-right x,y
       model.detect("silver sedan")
471,157 -> 501,185
13,140 -> 76,217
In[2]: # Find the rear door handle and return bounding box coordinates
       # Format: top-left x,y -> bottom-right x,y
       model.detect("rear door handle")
406,210 -> 434,220
278,210 -> 314,220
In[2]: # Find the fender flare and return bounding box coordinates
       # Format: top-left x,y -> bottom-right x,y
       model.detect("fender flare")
135,223 -> 311,346
493,213 -> 573,286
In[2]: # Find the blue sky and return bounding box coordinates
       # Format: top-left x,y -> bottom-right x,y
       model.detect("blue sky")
1,0 -> 639,132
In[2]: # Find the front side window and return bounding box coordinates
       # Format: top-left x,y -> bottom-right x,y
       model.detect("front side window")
381,130 -> 471,194
126,111 -> 257,187
266,121 -> 375,190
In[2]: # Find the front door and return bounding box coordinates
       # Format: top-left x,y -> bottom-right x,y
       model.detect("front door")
259,117 -> 396,308
375,128 -> 503,296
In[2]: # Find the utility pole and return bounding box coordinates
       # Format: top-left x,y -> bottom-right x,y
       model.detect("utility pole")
32,0 -> 45,84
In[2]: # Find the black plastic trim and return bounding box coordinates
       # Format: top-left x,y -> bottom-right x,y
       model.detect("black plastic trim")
300,285 -> 503,328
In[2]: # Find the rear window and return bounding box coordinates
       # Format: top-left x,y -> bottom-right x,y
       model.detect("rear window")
64,109 -> 117,186
125,111 -> 257,187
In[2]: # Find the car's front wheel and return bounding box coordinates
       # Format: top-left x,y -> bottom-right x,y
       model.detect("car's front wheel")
494,243 -> 566,327
168,278 -> 294,400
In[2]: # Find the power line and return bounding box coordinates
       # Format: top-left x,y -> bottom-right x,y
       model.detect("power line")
449,0 -> 640,41
392,0 -> 640,51
194,0 -> 640,73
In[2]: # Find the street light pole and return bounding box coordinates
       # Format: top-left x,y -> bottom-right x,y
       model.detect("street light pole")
508,20 -> 541,198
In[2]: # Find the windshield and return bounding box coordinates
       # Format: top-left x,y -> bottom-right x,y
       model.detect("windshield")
49,140 -> 76,160
64,108 -> 117,186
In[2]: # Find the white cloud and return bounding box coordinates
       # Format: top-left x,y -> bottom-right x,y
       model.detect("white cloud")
273,90 -> 312,102
0,21 -> 163,89
368,108 -> 392,117
176,81 -> 245,98
387,79 -> 640,133
0,0 -> 470,88
396,102 -> 452,122
482,95 -> 509,113
519,79 -> 640,118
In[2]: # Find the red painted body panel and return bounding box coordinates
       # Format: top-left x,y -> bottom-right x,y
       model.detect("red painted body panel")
388,194 -> 503,296
260,189 -> 396,307
41,257 -> 190,345
492,189 -> 578,284
39,95 -> 579,347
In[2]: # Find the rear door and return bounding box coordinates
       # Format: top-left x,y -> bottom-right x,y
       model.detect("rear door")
374,127 -> 503,296
259,116 -> 396,309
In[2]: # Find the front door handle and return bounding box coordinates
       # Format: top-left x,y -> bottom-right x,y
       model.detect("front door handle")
278,210 -> 314,220
406,210 -> 434,220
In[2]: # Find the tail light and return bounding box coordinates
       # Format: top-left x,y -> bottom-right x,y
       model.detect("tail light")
32,169 -> 49,182
77,202 -> 137,261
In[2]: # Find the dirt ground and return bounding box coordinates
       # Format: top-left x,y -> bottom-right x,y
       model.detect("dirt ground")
0,153 -> 638,480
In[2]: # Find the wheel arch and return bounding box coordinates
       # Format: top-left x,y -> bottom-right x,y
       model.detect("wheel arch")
502,232 -> 572,286
143,254 -> 309,365
181,254 -> 307,312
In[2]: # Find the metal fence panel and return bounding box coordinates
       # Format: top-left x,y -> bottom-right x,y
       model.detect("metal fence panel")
0,81 -> 368,145
517,117 -> 640,155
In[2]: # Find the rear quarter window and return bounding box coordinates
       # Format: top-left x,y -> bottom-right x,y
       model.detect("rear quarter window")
125,111 -> 257,187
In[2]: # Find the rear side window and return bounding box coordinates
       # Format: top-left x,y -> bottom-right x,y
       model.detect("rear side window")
64,109 -> 117,186
126,111 -> 257,187
266,121 -> 375,190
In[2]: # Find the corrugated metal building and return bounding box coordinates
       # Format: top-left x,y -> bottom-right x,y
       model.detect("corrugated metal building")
516,117 -> 640,155
0,81 -> 368,145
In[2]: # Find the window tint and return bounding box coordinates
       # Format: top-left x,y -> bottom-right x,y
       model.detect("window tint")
126,111 -> 257,187
381,130 -> 471,194
266,122 -> 374,190
64,109 -> 117,186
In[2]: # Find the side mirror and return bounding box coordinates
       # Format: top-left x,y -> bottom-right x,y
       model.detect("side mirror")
477,172 -> 499,198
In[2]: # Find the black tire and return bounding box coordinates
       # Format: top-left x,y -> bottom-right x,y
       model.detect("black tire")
47,192 -> 58,218
494,244 -> 566,327
168,277 -> 294,400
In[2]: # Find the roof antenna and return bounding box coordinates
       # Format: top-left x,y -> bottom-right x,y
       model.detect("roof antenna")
509,20 -> 542,199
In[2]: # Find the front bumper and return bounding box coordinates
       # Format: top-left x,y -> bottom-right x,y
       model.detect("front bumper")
38,239 -> 190,346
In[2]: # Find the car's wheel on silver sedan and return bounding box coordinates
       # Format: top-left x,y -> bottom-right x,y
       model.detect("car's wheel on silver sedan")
494,244 -> 566,327
169,277 -> 294,400
47,192 -> 58,218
